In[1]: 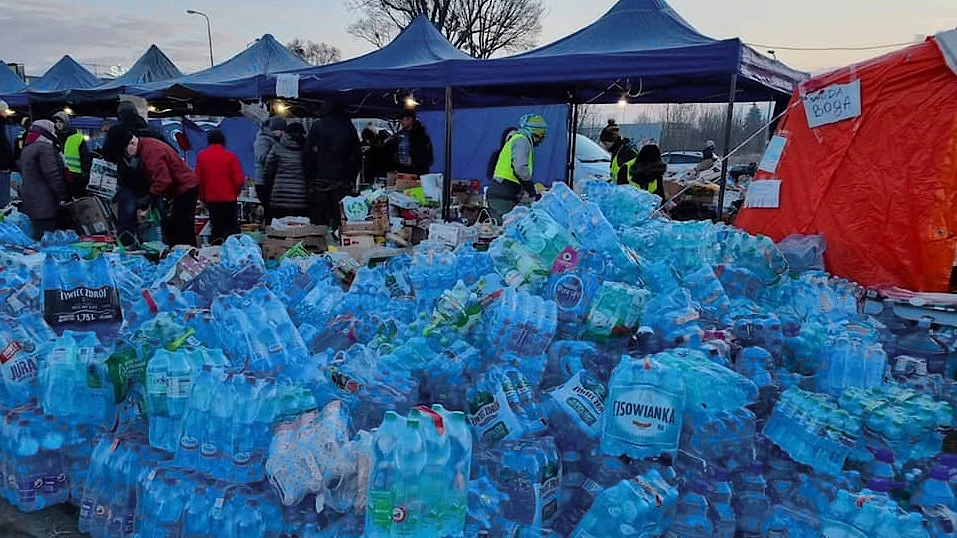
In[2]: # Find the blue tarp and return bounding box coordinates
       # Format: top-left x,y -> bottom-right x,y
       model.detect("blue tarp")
176,117 -> 259,177
418,105 -> 569,186
137,34 -> 309,100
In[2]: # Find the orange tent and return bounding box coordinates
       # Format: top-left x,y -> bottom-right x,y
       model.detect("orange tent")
737,33 -> 957,292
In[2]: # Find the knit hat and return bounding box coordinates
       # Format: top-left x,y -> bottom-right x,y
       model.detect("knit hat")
599,123 -> 621,144
30,119 -> 56,137
53,111 -> 70,128
267,116 -> 287,131
101,125 -> 135,161
520,114 -> 548,138
706,140 -> 716,149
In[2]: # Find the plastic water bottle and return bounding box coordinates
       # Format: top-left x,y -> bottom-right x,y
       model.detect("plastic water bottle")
601,355 -> 686,460
366,412 -> 403,538
912,465 -> 957,511
709,467 -> 736,538
733,463 -> 769,537
392,417 -> 425,537
666,480 -> 713,537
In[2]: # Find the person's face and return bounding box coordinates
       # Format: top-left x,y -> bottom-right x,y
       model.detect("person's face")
54,119 -> 66,132
532,132 -> 546,146
125,136 -> 139,158
401,116 -> 414,130
601,140 -> 614,150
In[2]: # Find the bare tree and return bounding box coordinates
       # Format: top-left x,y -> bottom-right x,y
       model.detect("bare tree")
347,0 -> 545,58
287,39 -> 343,65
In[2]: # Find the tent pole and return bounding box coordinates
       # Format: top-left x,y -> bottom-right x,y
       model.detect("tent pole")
717,74 -> 738,221
567,103 -> 580,188
442,86 -> 453,221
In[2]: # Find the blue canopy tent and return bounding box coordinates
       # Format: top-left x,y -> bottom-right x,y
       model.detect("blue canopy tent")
12,56 -> 101,106
0,62 -> 27,107
442,0 -> 807,215
135,34 -> 309,101
72,45 -> 183,103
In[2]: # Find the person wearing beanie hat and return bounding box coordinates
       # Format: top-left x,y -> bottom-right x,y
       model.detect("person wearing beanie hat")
486,113 -> 548,221
20,120 -> 69,239
53,110 -> 92,197
103,105 -> 171,247
105,125 -> 200,246
254,116 -> 287,221
599,127 -> 639,187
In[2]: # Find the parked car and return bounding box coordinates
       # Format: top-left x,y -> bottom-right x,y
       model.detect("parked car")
573,134 -> 611,186
661,150 -> 722,178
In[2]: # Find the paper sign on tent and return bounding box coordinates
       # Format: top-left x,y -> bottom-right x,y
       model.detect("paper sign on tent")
275,74 -> 300,99
803,80 -> 861,128
758,136 -> 787,173
744,180 -> 782,209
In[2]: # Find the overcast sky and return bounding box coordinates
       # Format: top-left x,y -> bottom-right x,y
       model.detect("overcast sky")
1,0 -> 955,76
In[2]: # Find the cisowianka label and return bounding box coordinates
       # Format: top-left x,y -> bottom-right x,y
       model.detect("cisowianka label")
43,286 -> 121,328
606,385 -> 681,446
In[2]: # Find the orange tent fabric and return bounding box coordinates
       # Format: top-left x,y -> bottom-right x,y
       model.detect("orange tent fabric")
736,37 -> 957,292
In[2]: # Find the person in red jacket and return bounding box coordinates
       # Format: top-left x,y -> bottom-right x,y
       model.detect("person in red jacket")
104,125 -> 200,247
196,130 -> 245,245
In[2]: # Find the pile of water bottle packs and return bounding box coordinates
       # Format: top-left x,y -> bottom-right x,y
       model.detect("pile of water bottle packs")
0,178 -> 955,538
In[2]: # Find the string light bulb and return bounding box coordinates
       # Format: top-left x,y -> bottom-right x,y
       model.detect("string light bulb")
404,95 -> 419,109
63,107 -> 74,115
617,97 -> 628,108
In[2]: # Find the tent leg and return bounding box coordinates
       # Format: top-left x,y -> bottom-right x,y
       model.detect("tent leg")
442,86 -> 453,221
567,103 -> 580,188
717,74 -> 738,221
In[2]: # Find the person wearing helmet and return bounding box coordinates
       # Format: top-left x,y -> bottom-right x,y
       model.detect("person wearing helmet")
487,113 -> 547,221
696,139 -> 717,173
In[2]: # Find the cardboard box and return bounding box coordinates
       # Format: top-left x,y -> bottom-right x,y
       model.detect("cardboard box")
262,222 -> 329,259
395,173 -> 420,190
428,222 -> 478,249
340,233 -> 376,249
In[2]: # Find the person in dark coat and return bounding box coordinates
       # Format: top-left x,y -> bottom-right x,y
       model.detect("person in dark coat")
104,126 -> 200,247
304,100 -> 361,229
254,116 -> 286,222
264,122 -> 309,221
600,128 -> 638,186
19,120 -> 69,240
103,102 -> 169,246
632,143 -> 667,198
196,130 -> 245,244
389,110 -> 433,176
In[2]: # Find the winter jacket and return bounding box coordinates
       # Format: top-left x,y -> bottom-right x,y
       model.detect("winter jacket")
254,129 -> 281,187
137,137 -> 199,197
304,101 -> 361,195
20,133 -> 68,220
113,110 -> 169,196
0,123 -> 13,171
196,144 -> 245,203
631,144 -> 667,197
389,120 -> 433,176
264,132 -> 309,210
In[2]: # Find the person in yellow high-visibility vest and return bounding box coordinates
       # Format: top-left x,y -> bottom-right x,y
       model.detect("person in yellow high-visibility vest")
53,111 -> 91,197
487,114 -> 547,222
600,127 -> 638,186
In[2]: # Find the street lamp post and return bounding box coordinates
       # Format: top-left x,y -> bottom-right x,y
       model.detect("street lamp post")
186,10 -> 214,67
